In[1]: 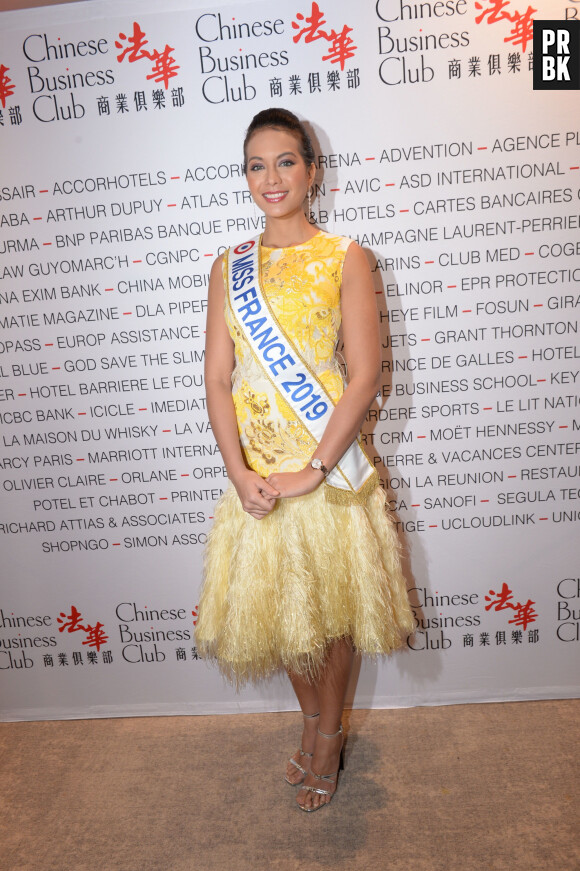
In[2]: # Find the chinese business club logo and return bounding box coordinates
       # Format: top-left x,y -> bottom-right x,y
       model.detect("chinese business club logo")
0,63 -> 15,106
292,2 -> 357,71
115,21 -> 180,89
268,3 -> 360,101
475,0 -> 536,53
57,605 -> 109,652
485,582 -> 538,636
1,22 -> 185,128
0,63 -> 19,126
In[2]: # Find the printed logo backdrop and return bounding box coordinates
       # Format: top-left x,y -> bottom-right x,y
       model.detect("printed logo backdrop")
0,0 -> 578,720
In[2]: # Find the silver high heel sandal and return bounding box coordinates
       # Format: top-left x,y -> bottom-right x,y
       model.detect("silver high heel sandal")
297,724 -> 344,812
284,711 -> 320,785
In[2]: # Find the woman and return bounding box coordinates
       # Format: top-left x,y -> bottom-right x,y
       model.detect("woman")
196,108 -> 415,812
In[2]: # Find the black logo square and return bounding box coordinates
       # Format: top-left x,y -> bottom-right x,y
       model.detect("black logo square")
533,20 -> 580,90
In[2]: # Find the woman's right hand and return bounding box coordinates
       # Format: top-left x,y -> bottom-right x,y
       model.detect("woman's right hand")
231,469 -> 280,519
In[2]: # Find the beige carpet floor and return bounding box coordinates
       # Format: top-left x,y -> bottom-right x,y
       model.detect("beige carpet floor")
0,700 -> 578,871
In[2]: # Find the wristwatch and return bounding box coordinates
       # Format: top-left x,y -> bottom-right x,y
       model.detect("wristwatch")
311,457 -> 329,477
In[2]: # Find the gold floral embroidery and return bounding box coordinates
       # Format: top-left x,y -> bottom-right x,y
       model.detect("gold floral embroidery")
244,418 -> 315,475
274,393 -> 317,450
239,380 -> 270,418
247,420 -> 287,468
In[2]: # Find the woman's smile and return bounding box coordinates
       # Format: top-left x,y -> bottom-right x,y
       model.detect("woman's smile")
262,190 -> 289,203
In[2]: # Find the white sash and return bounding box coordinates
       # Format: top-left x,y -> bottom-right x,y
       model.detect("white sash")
226,236 -> 377,498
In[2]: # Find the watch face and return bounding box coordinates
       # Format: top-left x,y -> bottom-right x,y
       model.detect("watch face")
312,459 -> 322,469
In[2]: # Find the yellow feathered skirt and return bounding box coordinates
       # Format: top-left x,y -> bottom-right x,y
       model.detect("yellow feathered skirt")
195,483 -> 415,684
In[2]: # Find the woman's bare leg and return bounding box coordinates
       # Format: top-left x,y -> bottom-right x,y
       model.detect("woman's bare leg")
285,670 -> 320,784
296,638 -> 354,810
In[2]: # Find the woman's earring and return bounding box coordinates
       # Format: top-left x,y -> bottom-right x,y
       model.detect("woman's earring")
307,187 -> 312,220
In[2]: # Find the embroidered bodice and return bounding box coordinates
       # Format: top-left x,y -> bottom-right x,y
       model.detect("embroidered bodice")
224,231 -> 352,476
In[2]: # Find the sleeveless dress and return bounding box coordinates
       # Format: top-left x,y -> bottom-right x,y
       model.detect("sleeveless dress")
195,231 -> 415,684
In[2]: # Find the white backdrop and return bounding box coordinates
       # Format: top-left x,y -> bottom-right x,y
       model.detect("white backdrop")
0,0 -> 578,721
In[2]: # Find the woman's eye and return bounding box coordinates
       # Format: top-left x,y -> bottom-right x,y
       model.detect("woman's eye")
249,163 -> 263,171
280,160 -> 295,167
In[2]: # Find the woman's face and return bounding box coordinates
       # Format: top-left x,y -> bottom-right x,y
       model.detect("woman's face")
245,127 -> 315,220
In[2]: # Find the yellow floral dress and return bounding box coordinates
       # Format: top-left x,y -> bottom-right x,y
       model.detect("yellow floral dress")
195,231 -> 415,683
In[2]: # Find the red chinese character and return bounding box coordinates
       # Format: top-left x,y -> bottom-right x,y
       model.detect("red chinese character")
292,2 -> 330,43
0,64 -> 15,109
321,24 -> 357,70
474,0 -> 515,24
116,22 -> 153,63
82,622 -> 109,652
504,5 -> 536,52
508,599 -> 537,630
57,606 -> 86,633
146,45 -> 180,89
485,582 -> 516,612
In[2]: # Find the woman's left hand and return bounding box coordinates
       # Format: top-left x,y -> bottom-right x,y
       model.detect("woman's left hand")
265,466 -> 324,499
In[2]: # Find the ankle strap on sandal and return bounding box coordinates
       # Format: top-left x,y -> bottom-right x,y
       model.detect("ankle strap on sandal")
317,724 -> 343,739
303,711 -> 320,719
